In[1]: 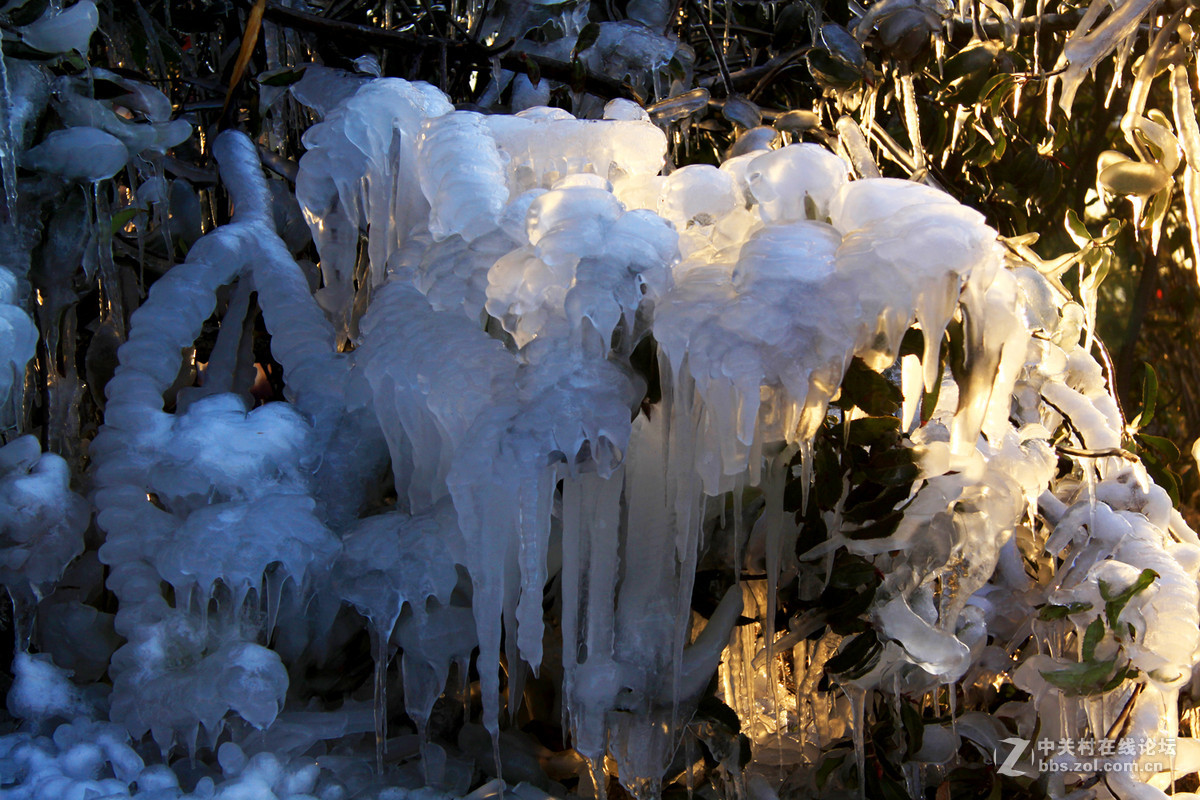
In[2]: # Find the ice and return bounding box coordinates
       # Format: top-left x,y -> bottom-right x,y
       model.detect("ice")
417,112 -> 509,243
510,74 -> 551,112
486,182 -> 675,347
355,281 -> 517,510
18,0 -> 98,54
109,614 -> 290,747
828,177 -> 961,232
333,505 -> 461,635
22,127 -> 127,183
7,652 -> 92,723
745,144 -> 850,224
53,71 -> 191,158
484,110 -> 668,194
1,70 -> 1192,800
331,505 -> 462,769
289,65 -> 368,120
0,437 -> 88,597
295,79 -> 453,328
154,494 -> 338,607
1051,0 -> 1160,113
0,56 -> 49,220
0,294 -> 37,424
580,22 -> 680,94
657,165 -> 739,256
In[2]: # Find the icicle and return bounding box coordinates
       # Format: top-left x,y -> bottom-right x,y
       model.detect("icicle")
1079,259 -> 1097,356
762,448 -> 793,740
371,622 -> 391,772
560,473 -> 584,701
947,681 -> 958,754
1052,0 -> 1159,114
265,568 -> 285,641
901,354 -> 922,433
900,72 -> 925,173
732,475 -> 746,574
6,586 -> 37,652
590,758 -> 608,800
585,471 -> 622,665
93,183 -> 127,338
1172,63 -> 1200,280
835,116 -> 880,179
845,683 -> 868,800
515,465 -> 554,674
0,47 -> 17,222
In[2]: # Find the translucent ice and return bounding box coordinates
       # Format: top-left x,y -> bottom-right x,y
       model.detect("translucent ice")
6,652 -> 92,723
0,437 -> 88,596
18,0 -> 98,54
22,127 -> 127,183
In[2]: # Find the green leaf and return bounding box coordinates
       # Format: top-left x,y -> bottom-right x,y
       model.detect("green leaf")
1081,617 -> 1104,661
519,53 -> 541,87
1145,463 -> 1181,507
1100,568 -> 1158,629
1138,364 -> 1158,428
828,552 -> 881,590
843,481 -> 911,524
847,416 -> 901,448
1037,601 -> 1093,621
825,629 -> 881,679
90,78 -> 134,101
900,701 -> 924,758
696,695 -> 741,734
807,48 -> 861,91
812,439 -> 844,511
569,56 -> 587,93
862,448 -> 920,487
1100,663 -> 1135,692
110,206 -> 143,235
1137,433 -> 1179,462
845,509 -> 904,540
572,22 -> 600,58
1065,208 -> 1092,247
816,754 -> 846,790
980,73 -> 1016,115
837,358 -> 903,416
1040,658 -> 1123,696
257,66 -> 308,87
898,327 -> 923,358
941,40 -> 1000,86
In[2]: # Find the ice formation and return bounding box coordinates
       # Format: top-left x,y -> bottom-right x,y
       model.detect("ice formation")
3,65 -> 1200,800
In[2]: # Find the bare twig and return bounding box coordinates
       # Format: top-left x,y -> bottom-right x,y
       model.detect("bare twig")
1055,444 -> 1138,461
747,46 -> 809,101
1104,683 -> 1144,740
687,0 -> 732,95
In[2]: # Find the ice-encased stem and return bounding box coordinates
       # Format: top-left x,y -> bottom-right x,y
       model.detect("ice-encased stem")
845,682 -> 867,800
370,622 -> 391,772
0,49 -> 17,223
900,73 -> 925,173
1171,63 -> 1200,283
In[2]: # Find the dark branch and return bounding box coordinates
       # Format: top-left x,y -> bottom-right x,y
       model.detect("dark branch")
261,1 -> 642,103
